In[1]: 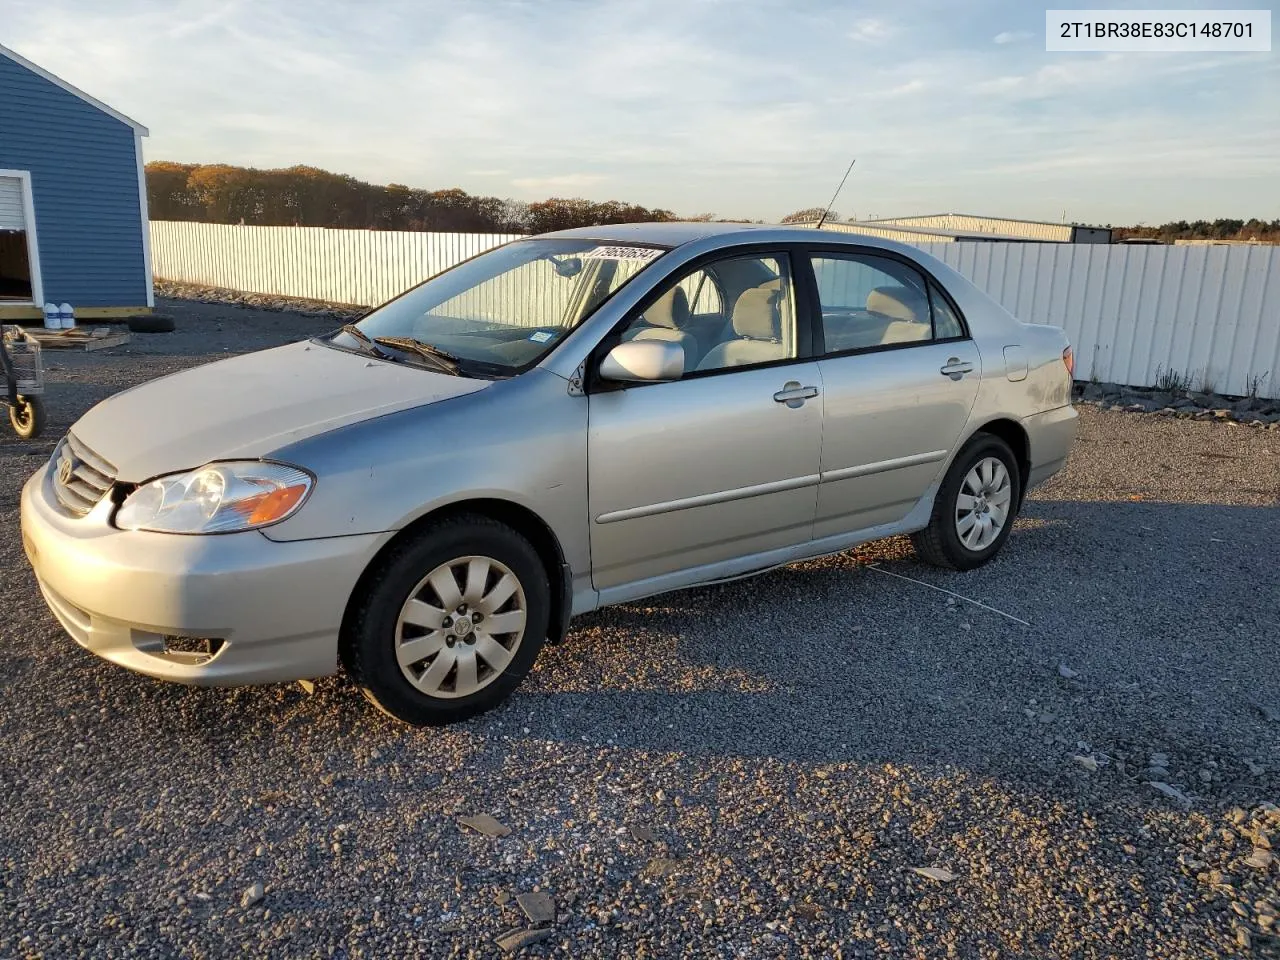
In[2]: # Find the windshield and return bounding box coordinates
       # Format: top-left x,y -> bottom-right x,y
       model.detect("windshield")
327,238 -> 667,375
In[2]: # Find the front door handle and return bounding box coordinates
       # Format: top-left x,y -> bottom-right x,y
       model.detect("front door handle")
773,382 -> 819,407
940,358 -> 974,380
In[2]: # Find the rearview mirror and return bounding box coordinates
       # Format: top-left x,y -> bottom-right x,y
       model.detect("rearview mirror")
550,256 -> 582,278
598,340 -> 684,383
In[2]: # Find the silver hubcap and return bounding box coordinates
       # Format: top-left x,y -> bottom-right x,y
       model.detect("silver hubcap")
395,555 -> 527,699
955,456 -> 1012,551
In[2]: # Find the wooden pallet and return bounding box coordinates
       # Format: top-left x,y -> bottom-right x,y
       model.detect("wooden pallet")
28,327 -> 131,351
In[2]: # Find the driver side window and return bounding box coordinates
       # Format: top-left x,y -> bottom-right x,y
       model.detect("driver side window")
618,254 -> 797,375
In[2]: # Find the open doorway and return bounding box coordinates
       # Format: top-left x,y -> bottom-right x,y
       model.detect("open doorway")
0,172 -> 41,304
0,229 -> 33,301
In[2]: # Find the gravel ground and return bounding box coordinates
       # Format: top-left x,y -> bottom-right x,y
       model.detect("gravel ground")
1,298 -> 1277,959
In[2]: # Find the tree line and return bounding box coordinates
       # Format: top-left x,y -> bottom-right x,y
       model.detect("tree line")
146,163 -> 1278,242
1111,219 -> 1280,243
145,162 -> 697,234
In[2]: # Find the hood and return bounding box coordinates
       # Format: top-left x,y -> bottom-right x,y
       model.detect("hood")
71,340 -> 490,481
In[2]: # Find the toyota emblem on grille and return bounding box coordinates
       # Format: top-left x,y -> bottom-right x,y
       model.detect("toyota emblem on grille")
57,455 -> 75,486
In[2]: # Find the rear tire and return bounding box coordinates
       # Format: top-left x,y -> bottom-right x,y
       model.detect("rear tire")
342,515 -> 550,725
911,433 -> 1021,571
126,314 -> 176,333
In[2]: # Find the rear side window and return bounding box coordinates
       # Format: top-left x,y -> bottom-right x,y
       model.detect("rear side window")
680,269 -> 723,316
809,253 -> 967,354
928,282 -> 966,340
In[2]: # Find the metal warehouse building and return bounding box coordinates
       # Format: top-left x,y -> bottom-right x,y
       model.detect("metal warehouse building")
0,44 -> 152,319
803,221 -> 1045,245
865,213 -> 1112,244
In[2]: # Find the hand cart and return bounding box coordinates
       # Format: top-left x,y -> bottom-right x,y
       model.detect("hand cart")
0,325 -> 46,439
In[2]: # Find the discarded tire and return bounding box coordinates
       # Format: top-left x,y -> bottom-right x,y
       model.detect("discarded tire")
126,314 -> 176,333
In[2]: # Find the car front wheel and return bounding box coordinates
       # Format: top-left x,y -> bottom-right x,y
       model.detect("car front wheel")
343,515 -> 550,725
910,433 -> 1021,571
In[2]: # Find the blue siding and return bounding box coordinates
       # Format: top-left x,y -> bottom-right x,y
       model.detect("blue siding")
0,54 -> 147,307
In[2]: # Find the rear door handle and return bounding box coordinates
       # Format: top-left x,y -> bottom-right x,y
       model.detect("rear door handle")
773,382 -> 819,407
940,358 -> 974,380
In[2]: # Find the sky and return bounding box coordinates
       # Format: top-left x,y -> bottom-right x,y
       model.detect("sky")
5,0 -> 1278,225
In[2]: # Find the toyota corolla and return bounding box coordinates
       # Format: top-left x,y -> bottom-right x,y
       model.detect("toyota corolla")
20,222 -> 1076,724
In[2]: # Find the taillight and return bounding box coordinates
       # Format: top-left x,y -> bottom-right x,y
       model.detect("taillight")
1062,346 -> 1075,378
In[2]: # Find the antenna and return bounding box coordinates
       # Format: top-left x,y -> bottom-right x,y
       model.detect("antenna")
816,158 -> 857,229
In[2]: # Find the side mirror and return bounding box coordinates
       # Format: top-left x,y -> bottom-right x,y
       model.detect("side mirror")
598,340 -> 684,383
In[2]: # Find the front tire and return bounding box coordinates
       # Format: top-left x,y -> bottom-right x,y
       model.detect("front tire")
343,515 -> 550,725
911,433 -> 1021,571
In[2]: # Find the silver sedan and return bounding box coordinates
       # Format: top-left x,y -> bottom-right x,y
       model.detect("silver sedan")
20,223 -> 1077,724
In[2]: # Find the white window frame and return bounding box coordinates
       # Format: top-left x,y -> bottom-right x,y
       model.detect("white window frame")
0,169 -> 43,307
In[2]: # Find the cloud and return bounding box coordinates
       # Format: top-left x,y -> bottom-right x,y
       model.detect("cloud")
880,78 -> 926,97
1,0 -> 1275,223
993,30 -> 1033,45
849,18 -> 892,44
510,174 -> 607,191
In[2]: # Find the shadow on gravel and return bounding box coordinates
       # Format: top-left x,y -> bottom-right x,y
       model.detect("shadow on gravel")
513,497 -> 1280,792
5,494 -> 1271,805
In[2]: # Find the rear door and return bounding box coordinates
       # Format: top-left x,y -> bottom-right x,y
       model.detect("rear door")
802,249 -> 981,538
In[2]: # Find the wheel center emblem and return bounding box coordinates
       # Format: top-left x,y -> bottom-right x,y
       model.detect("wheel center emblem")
453,615 -> 473,636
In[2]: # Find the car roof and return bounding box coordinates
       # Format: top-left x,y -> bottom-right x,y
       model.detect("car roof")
536,220 -> 920,255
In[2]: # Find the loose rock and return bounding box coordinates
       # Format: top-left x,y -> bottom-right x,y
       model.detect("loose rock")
494,927 -> 553,953
515,890 -> 556,926
240,882 -> 264,909
457,814 -> 511,838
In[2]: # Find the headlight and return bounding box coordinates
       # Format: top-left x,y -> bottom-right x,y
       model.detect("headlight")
116,461 -> 313,534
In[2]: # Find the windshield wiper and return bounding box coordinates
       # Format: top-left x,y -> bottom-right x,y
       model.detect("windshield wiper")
336,323 -> 391,358
373,336 -> 461,375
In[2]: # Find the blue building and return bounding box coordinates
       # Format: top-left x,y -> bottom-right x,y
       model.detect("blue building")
0,43 -> 152,319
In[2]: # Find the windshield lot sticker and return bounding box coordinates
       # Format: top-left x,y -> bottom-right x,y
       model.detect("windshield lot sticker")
579,246 -> 663,261
528,330 -> 555,343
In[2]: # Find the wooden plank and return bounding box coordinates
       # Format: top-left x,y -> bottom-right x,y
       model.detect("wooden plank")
28,328 -> 131,351
81,306 -> 152,318
0,305 -> 151,321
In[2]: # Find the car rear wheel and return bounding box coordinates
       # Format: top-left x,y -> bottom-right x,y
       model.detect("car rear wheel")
343,515 -> 549,725
910,433 -> 1021,571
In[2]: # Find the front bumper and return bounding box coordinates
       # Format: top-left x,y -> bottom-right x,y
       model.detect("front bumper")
1023,403 -> 1078,491
20,464 -> 388,686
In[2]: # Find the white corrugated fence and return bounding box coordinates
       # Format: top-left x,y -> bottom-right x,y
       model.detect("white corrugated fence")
150,221 -> 520,307
916,241 -> 1280,398
150,221 -> 1280,398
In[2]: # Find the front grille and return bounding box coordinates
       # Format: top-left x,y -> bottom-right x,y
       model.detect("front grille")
52,433 -> 117,517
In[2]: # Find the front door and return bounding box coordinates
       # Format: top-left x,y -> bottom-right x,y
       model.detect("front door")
587,252 -> 823,593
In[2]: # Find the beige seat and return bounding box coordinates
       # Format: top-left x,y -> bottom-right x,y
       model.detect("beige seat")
866,286 -> 931,345
697,286 -> 788,370
825,286 -> 932,351
622,287 -> 696,367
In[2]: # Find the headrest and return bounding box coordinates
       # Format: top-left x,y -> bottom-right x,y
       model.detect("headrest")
866,285 -> 927,324
732,287 -> 780,340
645,287 -> 690,329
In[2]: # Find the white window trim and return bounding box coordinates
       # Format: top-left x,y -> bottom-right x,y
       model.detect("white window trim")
0,169 -> 43,307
